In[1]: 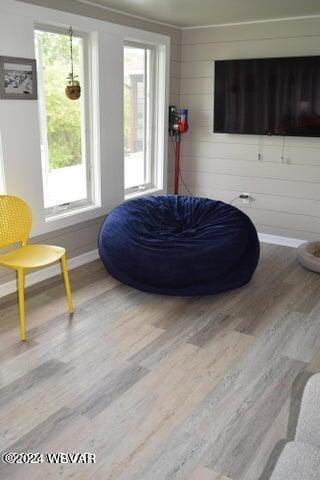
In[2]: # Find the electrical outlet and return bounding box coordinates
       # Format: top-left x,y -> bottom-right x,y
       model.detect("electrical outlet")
239,192 -> 251,204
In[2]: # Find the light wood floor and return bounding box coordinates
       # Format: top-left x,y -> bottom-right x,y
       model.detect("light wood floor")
0,243 -> 320,480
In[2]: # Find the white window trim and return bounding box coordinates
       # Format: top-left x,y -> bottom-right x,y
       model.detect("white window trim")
0,0 -> 170,237
35,25 -> 96,219
124,38 -> 168,199
124,42 -> 155,195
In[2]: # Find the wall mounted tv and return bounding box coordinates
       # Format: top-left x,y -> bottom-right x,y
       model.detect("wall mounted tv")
214,56 -> 320,137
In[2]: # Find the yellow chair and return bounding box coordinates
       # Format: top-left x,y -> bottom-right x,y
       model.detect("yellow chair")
0,195 -> 73,340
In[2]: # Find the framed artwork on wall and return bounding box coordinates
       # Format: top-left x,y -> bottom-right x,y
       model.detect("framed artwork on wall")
0,56 -> 37,100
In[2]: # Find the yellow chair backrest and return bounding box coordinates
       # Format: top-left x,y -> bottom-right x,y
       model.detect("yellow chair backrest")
0,195 -> 32,249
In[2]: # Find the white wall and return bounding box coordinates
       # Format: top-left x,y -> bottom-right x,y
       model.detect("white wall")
177,17 -> 320,241
0,0 -> 170,236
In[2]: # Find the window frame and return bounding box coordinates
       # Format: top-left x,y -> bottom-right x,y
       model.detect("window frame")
123,41 -> 158,196
35,24 -> 95,220
0,0 -> 170,238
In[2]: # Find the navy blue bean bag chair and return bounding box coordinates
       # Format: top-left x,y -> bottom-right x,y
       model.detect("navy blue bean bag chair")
98,195 -> 259,296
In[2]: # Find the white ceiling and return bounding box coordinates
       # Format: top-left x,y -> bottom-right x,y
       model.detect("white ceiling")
79,0 -> 320,28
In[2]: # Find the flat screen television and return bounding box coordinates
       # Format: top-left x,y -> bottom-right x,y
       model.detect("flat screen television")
214,56 -> 320,137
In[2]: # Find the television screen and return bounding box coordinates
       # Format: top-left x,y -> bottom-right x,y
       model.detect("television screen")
214,56 -> 320,136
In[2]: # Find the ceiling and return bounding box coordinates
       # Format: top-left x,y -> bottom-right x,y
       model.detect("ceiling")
79,0 -> 320,28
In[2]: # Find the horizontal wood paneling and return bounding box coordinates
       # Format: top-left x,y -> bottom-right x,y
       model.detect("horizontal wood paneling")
181,156 -> 320,184
179,185 -> 320,242
180,94 -> 212,110
170,59 -> 181,78
182,17 -> 320,45
180,170 -> 320,201
181,61 -> 213,78
178,184 -> 320,217
181,35 -> 320,62
185,127 -> 320,147
178,17 -> 320,241
170,42 -> 181,62
187,110 -> 213,127
255,224 -> 320,242
245,208 -> 320,236
169,76 -> 180,96
184,136 -> 320,166
180,77 -> 213,95
179,176 -> 320,235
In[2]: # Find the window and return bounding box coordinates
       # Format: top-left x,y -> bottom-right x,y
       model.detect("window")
124,43 -> 156,194
35,28 -> 93,216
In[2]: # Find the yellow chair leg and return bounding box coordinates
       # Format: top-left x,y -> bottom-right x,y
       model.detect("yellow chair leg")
61,254 -> 74,314
17,269 -> 26,341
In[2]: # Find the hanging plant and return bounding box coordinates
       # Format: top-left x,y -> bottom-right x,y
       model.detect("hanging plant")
65,26 -> 81,100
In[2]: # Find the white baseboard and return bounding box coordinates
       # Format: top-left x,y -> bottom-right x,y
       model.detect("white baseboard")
0,249 -> 100,299
258,233 -> 305,248
0,232 -> 305,299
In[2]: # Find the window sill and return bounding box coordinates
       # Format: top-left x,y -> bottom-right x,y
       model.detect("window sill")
125,187 -> 165,201
30,202 -> 110,238
45,203 -> 99,223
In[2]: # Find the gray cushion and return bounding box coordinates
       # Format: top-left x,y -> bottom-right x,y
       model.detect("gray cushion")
296,374 -> 320,448
297,241 -> 320,273
269,441 -> 320,480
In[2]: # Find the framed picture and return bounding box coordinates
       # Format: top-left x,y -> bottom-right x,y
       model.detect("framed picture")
0,56 -> 37,100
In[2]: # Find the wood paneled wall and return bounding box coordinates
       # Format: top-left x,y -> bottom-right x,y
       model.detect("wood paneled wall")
174,17 -> 320,241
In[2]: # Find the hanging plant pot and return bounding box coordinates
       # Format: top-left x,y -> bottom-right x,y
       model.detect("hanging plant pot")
65,26 -> 81,101
65,80 -> 81,100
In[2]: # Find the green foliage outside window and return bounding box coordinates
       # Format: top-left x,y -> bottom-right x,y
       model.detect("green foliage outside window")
36,31 -> 82,170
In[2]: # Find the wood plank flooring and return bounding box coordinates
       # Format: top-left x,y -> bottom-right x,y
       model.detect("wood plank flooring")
0,243 -> 319,479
